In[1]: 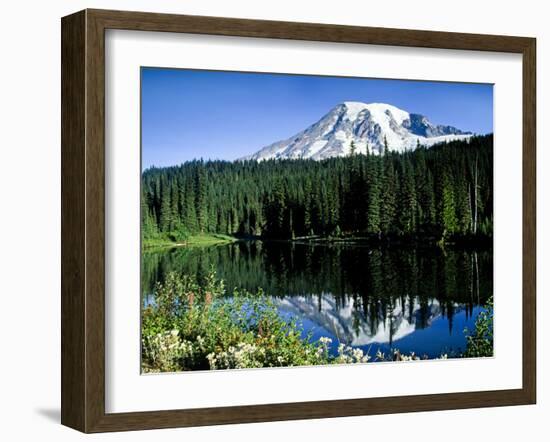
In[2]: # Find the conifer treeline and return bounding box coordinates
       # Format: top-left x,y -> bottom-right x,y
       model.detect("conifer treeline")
142,135 -> 493,241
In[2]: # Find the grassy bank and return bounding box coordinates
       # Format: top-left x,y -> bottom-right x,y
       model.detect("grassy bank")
143,233 -> 236,250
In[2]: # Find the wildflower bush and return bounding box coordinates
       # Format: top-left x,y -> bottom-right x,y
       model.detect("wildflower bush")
330,342 -> 369,363
464,296 -> 494,358
142,271 -> 343,372
141,330 -> 195,372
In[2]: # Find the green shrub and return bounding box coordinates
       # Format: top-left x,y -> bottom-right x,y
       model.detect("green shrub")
143,271 -> 315,371
464,296 -> 494,358
167,225 -> 190,242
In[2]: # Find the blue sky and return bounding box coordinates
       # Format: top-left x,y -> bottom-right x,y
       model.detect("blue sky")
141,68 -> 493,169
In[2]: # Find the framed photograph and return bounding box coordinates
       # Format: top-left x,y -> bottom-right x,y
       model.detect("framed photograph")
61,9 -> 536,432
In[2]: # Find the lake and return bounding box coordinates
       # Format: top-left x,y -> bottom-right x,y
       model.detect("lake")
142,240 -> 493,359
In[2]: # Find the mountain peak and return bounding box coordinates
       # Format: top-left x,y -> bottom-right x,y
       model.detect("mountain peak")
243,102 -> 472,161
340,101 -> 367,120
339,101 -> 409,123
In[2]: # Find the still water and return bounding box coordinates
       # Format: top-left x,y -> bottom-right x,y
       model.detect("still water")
142,241 -> 492,359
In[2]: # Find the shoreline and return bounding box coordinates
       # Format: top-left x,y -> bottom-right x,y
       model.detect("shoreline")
235,233 -> 493,250
143,232 -> 493,251
143,233 -> 238,250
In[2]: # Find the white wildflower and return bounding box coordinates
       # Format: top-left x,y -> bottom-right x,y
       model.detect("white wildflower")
334,343 -> 371,364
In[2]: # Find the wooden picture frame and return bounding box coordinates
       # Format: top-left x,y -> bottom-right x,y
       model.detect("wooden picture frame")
61,8 -> 536,433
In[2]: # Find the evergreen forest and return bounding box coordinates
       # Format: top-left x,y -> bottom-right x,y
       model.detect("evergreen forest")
141,135 -> 493,243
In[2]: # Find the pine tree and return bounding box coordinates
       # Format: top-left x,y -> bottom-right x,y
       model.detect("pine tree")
397,158 -> 417,234
169,178 -> 179,231
380,137 -> 397,233
141,187 -> 156,238
159,177 -> 172,232
366,155 -> 381,234
438,167 -> 457,237
456,179 -> 472,235
195,165 -> 207,233
182,175 -> 198,232
303,178 -> 312,234
418,169 -> 436,230
265,180 -> 286,237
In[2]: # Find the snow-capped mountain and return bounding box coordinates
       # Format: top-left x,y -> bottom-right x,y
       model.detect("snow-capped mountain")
243,101 -> 473,161
275,295 -> 456,347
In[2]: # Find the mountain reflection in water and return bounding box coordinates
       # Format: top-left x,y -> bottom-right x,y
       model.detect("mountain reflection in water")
142,240 -> 492,359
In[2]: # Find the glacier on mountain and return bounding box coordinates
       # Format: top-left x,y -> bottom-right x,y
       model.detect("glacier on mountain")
243,101 -> 473,161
